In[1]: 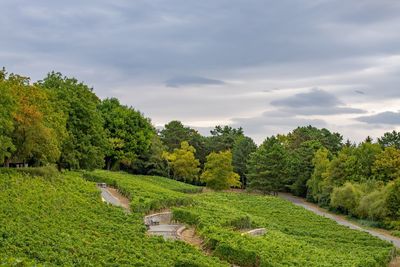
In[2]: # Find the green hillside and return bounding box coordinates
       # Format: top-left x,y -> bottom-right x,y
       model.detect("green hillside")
0,170 -> 226,266
0,170 -> 396,266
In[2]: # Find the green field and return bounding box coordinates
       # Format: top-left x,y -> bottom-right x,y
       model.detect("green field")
0,170 -> 396,266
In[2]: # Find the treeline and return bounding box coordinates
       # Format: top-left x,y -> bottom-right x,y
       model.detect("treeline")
1,69 -> 399,232
0,69 -> 154,171
246,127 -> 400,233
0,69 -> 252,190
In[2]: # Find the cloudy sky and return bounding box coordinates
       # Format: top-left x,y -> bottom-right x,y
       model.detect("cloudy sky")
1,0 -> 400,143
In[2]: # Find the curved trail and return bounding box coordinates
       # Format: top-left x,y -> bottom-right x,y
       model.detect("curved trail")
98,186 -> 131,212
279,193 -> 400,249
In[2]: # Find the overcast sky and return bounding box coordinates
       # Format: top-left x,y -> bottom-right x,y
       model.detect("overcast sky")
1,0 -> 400,143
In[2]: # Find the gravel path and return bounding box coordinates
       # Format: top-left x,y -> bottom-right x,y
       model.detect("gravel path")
98,186 -> 130,212
279,193 -> 400,249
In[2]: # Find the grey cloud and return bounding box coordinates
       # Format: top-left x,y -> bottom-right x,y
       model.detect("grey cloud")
272,88 -> 341,108
1,1 -> 400,143
356,111 -> 400,125
165,76 -> 224,87
271,88 -> 366,115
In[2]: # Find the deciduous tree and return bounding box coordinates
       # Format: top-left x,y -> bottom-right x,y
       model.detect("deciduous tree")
163,141 -> 200,182
201,150 -> 240,190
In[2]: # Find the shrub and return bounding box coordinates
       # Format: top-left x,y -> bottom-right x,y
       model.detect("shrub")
330,182 -> 362,215
386,178 -> 400,219
356,188 -> 388,221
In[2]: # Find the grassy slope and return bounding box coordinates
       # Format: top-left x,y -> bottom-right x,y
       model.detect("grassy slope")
86,171 -> 395,266
175,193 -> 394,266
0,171 -> 226,266
0,170 -> 395,266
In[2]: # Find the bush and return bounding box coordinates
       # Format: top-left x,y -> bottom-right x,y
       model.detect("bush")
356,188 -> 388,221
330,182 -> 362,215
386,178 -> 400,219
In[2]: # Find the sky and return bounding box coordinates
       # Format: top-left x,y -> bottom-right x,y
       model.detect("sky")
1,0 -> 400,143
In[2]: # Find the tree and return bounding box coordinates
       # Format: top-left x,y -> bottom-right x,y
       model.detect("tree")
1,73 -> 65,166
163,141 -> 200,182
12,82 -> 62,165
326,146 -> 358,186
0,69 -> 16,165
247,137 -> 288,195
378,130 -> 400,149
326,142 -> 381,186
307,148 -> 331,204
353,142 -> 382,180
99,98 -> 154,170
208,125 -> 244,152
38,72 -> 107,170
160,120 -> 208,165
232,135 -> 257,188
133,135 -> 170,177
288,140 -> 323,197
286,126 -> 343,154
200,150 -> 240,190
372,147 -> 400,182
386,178 -> 400,219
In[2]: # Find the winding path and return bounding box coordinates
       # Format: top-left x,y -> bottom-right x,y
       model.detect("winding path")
98,186 -> 131,212
279,193 -> 400,249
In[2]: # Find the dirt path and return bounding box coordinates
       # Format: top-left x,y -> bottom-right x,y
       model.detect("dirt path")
179,227 -> 204,248
98,186 -> 131,212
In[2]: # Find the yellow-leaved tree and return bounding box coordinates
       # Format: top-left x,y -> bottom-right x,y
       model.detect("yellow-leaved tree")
201,150 -> 240,190
163,141 -> 200,182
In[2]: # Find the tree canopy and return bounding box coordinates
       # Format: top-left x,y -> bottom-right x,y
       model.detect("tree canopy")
200,150 -> 240,190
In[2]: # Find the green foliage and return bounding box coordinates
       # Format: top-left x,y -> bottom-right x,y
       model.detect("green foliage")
1,169 -> 395,266
288,140 -> 323,196
99,98 -> 155,170
83,170 -> 201,213
12,80 -> 63,165
378,130 -> 400,149
307,147 -> 331,204
174,192 -> 393,267
0,70 -> 65,166
14,166 -> 59,178
247,136 -> 288,194
38,72 -> 108,170
386,178 -> 400,219
163,141 -> 200,183
232,135 -> 257,187
201,150 -> 240,190
135,135 -> 170,177
372,146 -> 400,182
0,171 -> 226,266
0,69 -> 16,164
286,125 -> 343,153
208,125 -> 244,152
356,185 -> 389,221
160,120 -> 211,166
330,182 -> 363,215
